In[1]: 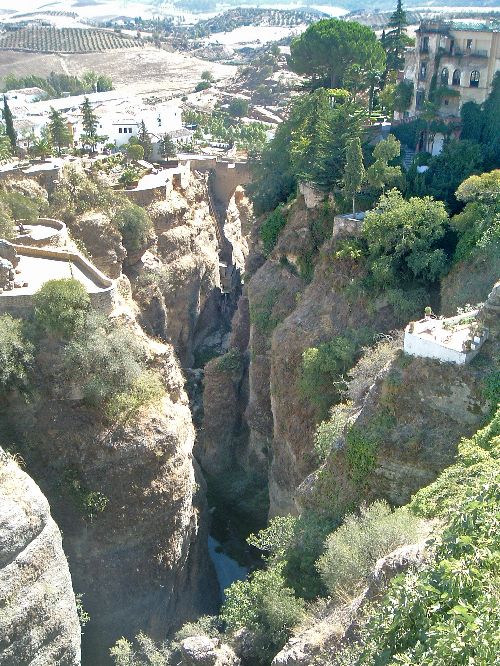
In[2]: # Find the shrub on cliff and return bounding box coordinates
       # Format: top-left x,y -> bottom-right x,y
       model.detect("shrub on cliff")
0,314 -> 33,394
0,200 -> 15,240
260,204 -> 286,255
33,278 -> 90,338
317,500 -> 420,601
113,204 -> 154,253
221,564 -> 305,665
64,314 -> 164,420
363,189 -> 449,288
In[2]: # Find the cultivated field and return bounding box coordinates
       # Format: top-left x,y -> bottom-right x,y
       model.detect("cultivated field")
0,26 -> 142,53
0,46 -> 237,98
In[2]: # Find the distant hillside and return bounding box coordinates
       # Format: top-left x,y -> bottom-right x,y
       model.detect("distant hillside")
184,7 -> 327,38
0,26 -> 143,53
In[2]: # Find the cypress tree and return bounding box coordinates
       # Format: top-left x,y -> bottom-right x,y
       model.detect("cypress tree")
3,95 -> 17,152
342,137 -> 365,214
80,97 -> 99,153
137,120 -> 153,160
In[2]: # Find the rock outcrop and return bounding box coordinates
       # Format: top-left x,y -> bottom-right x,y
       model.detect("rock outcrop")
1,309 -> 219,662
0,449 -> 81,665
180,636 -> 241,666
70,212 -> 126,279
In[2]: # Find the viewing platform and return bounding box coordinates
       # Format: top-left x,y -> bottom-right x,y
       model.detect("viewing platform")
0,242 -> 114,316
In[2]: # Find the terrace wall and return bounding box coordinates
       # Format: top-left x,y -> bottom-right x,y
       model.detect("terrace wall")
0,245 -> 115,317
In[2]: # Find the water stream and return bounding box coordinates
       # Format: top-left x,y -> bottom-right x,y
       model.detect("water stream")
208,535 -> 248,599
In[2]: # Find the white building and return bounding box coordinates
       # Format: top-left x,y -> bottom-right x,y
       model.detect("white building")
403,311 -> 488,365
10,89 -> 183,152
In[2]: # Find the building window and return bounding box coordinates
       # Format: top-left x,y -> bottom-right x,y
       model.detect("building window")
444,99 -> 449,106
466,38 -> 473,50
452,69 -> 461,86
441,67 -> 449,85
419,62 -> 427,81
449,39 -> 454,54
470,70 -> 480,88
421,36 -> 429,53
416,89 -> 425,109
119,128 -> 122,133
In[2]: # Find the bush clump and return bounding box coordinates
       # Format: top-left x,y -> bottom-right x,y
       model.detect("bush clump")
64,314 -> 164,420
221,564 -> 305,665
0,314 -> 33,394
317,500 -> 421,601
260,205 -> 286,255
113,204 -> 154,253
33,278 -> 90,338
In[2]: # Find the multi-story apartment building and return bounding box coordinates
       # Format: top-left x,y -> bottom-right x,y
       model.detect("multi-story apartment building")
402,19 -> 500,120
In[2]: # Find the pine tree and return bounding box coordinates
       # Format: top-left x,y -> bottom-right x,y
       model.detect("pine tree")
383,0 -> 411,74
80,97 -> 105,153
48,107 -> 72,155
3,96 -> 17,152
342,137 -> 365,214
137,120 -> 153,160
159,133 -> 177,160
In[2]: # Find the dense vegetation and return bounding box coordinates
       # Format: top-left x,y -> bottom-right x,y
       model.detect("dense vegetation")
3,71 -> 113,98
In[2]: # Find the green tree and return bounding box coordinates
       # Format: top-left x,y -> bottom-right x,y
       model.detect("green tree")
113,204 -> 154,253
96,74 -> 113,92
317,501 -> 420,601
126,142 -> 144,161
48,107 -> 72,155
33,278 -> 90,338
0,315 -> 33,394
452,169 -> 500,259
2,95 -> 16,153
363,189 -> 449,286
289,19 -> 385,88
0,199 -> 15,239
30,136 -> 52,159
137,120 -> 153,160
480,71 -> 500,169
80,97 -> 106,153
460,101 -> 483,143
221,565 -> 304,665
0,127 -> 12,160
228,97 -> 249,118
383,0 -> 412,74
159,133 -> 177,160
201,69 -> 214,82
343,137 -> 365,214
413,140 -> 484,212
366,134 -> 402,194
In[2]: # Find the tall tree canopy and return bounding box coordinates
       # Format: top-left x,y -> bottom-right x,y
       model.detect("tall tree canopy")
289,19 -> 385,89
48,108 -> 72,155
249,89 -> 366,213
2,96 -> 16,152
383,0 -> 412,74
80,97 -> 106,153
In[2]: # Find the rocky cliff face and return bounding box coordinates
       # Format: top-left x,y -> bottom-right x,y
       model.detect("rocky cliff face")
1,305 -> 219,663
0,449 -> 81,665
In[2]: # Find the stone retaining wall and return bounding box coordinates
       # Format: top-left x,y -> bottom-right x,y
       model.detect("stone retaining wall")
15,218 -> 68,247
0,245 -> 115,317
332,213 -> 365,238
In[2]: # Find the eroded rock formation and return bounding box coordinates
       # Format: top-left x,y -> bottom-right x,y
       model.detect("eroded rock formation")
0,448 -> 81,665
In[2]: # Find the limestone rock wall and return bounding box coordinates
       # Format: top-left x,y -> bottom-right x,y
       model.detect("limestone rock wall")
0,449 -> 81,666
1,328 -> 218,663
